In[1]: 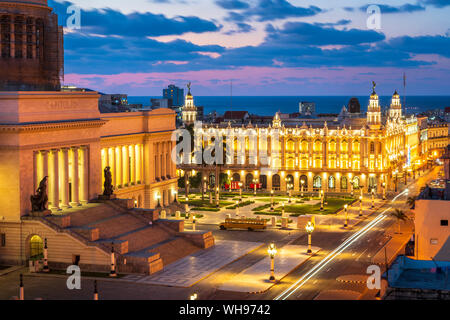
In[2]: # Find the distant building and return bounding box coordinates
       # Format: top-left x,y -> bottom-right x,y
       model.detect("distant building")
348,97 -> 361,114
223,111 -> 249,122
99,94 -> 142,113
445,107 -> 450,123
163,84 -> 184,106
151,98 -> 172,109
181,83 -> 198,125
427,119 -> 449,159
299,102 -> 315,116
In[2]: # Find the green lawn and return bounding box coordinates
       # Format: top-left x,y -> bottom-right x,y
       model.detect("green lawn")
180,199 -> 234,208
226,200 -> 255,209
260,198 -> 355,217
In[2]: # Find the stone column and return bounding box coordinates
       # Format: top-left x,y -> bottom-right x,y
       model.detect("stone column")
61,148 -> 71,208
80,146 -> 89,203
110,148 -> 116,187
116,147 -> 122,188
130,145 -> 136,184
41,150 -> 49,180
33,151 -> 39,190
50,149 -> 60,211
71,147 -> 80,206
123,145 -> 129,187
140,144 -> 144,183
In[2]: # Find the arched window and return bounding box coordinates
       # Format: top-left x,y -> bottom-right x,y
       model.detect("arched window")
313,176 -> 322,190
272,174 -> 281,190
286,139 -> 294,152
301,140 -> 308,152
232,173 -> 240,182
286,174 -> 294,190
341,140 -> 348,152
352,140 -> 360,152
314,140 -> 322,152
245,173 -> 253,188
300,175 -> 308,190
260,175 -> 267,189
341,177 -> 348,190
328,176 -> 335,190
353,176 -> 360,189
329,140 -> 336,152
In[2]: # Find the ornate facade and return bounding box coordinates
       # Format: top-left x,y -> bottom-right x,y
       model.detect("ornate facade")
179,87 -> 423,195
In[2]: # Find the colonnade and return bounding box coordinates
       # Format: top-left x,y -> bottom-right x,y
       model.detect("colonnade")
33,146 -> 89,211
101,144 -> 144,189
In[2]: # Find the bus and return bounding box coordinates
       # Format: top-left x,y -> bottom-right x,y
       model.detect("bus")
219,218 -> 267,231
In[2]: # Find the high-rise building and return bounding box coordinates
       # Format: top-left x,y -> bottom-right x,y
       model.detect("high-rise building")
0,0 -> 64,91
163,84 -> 184,106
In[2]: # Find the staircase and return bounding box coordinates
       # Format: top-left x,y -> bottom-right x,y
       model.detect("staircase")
41,199 -> 213,275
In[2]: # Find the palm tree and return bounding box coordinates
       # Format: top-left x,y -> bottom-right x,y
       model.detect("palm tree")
390,209 -> 408,234
406,196 -> 416,209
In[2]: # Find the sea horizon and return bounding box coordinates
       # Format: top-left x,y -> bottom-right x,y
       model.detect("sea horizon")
128,95 -> 450,116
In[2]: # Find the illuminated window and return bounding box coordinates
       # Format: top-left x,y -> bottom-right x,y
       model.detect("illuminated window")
286,139 -> 294,152
301,140 -> 308,152
341,140 -> 348,152
329,140 -> 336,152
341,177 -> 348,190
314,140 -> 322,152
352,140 -> 360,152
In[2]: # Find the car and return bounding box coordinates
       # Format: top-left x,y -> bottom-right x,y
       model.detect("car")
219,218 -> 267,231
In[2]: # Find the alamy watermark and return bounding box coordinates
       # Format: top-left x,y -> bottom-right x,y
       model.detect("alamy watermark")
366,5 -> 381,30
66,5 -> 81,30
66,265 -> 81,290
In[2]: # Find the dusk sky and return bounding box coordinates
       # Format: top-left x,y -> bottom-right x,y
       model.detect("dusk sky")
50,0 -> 450,96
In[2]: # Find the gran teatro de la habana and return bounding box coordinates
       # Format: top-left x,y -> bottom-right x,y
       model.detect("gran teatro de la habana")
179,86 -> 426,198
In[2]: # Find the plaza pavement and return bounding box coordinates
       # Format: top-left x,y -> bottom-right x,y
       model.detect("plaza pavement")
218,244 -> 321,293
122,240 -> 263,287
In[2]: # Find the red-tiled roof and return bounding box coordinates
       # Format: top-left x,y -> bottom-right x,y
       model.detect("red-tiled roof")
223,111 -> 249,119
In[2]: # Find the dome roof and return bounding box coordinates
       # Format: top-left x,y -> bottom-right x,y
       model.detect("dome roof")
393,90 -> 400,98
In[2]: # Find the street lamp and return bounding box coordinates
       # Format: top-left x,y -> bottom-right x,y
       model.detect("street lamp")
371,188 -> 375,209
300,180 -> 305,198
215,186 -> 219,208
239,182 -> 243,202
282,202 -> 285,217
270,189 -> 274,212
235,200 -> 240,217
268,243 -> 277,282
305,222 -> 315,254
190,293 -> 198,300
202,176 -> 207,201
359,196 -> 363,217
253,178 -> 258,196
192,215 -> 196,231
320,189 -> 324,211
344,204 -> 348,228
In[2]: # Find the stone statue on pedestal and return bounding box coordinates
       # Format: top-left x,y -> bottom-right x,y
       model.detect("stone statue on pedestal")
31,176 -> 48,212
103,166 -> 114,196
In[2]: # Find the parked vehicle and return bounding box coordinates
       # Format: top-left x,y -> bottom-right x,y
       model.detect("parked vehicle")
219,218 -> 267,231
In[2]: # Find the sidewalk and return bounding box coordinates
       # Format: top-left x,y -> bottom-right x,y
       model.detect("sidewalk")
218,245 -> 320,293
122,240 -> 263,287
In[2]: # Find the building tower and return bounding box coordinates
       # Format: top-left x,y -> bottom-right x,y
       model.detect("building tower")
0,0 -> 64,91
181,82 -> 197,126
367,81 -> 381,129
389,90 -> 402,120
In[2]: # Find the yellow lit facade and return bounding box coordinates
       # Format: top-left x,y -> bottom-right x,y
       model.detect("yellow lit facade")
179,89 -> 425,194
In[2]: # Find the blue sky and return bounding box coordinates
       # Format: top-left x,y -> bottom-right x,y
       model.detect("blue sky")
50,0 -> 450,95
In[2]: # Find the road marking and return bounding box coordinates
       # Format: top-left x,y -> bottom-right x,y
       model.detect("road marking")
326,268 -> 331,272
275,212 -> 388,300
274,188 -> 409,300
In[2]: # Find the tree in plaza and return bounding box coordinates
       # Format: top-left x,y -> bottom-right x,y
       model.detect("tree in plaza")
390,208 -> 408,234
406,196 -> 416,209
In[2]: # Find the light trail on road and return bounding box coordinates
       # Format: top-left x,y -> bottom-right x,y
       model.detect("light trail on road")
274,189 -> 409,300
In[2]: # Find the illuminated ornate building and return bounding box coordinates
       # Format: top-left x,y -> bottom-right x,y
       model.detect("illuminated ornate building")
179,85 -> 424,195
181,83 -> 198,126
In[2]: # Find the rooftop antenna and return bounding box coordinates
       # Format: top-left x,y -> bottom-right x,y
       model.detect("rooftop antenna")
230,79 -> 233,122
403,72 -> 406,115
